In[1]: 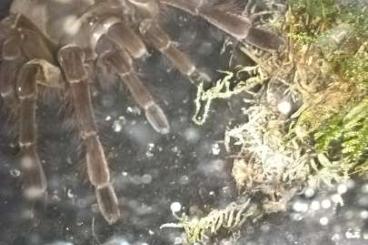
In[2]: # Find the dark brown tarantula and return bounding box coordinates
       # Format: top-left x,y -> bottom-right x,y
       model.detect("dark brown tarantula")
0,0 -> 283,224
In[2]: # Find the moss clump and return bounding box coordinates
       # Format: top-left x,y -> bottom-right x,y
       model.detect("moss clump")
161,200 -> 261,244
176,0 -> 368,243
315,98 -> 368,166
285,0 -> 368,174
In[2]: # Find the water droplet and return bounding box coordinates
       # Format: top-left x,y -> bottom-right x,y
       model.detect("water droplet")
113,117 -> 126,132
127,106 -> 141,115
179,175 -> 189,185
345,228 -> 361,239
211,143 -> 221,155
141,174 -> 152,184
146,143 -> 155,158
184,127 -> 200,143
292,200 -> 309,213
9,169 -> 21,177
310,200 -> 321,211
319,216 -> 329,226
337,183 -> 348,194
321,199 -> 332,209
304,187 -> 315,198
277,100 -> 292,115
170,202 -> 181,214
360,210 -> 368,219
67,189 -> 74,199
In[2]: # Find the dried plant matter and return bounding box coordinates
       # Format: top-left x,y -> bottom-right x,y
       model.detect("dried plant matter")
177,0 -> 367,243
162,199 -> 260,244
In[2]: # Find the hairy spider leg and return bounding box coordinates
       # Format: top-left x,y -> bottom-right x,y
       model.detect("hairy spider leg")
96,35 -> 170,134
106,21 -> 148,59
126,0 -> 210,82
159,0 -> 284,50
243,0 -> 273,23
58,45 -> 120,224
17,61 -> 47,200
140,22 -> 211,82
0,36 -> 23,106
90,16 -> 169,134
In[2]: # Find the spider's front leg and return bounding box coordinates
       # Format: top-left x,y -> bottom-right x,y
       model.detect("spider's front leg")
159,0 -> 284,51
97,35 -> 170,134
58,45 -> 120,224
0,35 -> 24,106
140,22 -> 210,82
17,61 -> 48,199
128,0 -> 209,82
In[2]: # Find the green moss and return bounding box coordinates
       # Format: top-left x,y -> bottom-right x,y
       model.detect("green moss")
339,5 -> 368,38
315,98 -> 368,171
286,0 -> 368,170
340,49 -> 368,86
289,0 -> 338,19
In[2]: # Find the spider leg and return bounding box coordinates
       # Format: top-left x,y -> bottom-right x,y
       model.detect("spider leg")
159,0 -> 284,50
58,45 -> 120,224
108,22 -> 148,59
0,36 -> 24,105
97,37 -> 170,134
243,0 -> 272,23
92,18 -> 148,59
17,61 -> 47,200
140,22 -> 210,82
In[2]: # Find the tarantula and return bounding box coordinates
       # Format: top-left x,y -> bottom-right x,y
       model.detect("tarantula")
0,0 -> 283,224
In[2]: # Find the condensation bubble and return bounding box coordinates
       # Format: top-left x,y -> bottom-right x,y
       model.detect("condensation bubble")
67,189 -> 75,199
331,233 -> 341,242
170,202 -> 181,213
319,217 -> 329,226
141,174 -> 152,184
361,183 -> 368,193
304,187 -> 315,198
277,100 -> 292,115
9,169 -> 21,177
183,127 -> 200,143
146,143 -> 155,158
337,183 -> 348,194
127,106 -> 141,115
174,237 -> 184,244
292,201 -> 309,213
113,117 -> 126,132
345,229 -> 361,239
211,143 -> 221,155
360,210 -> 368,219
331,194 -> 344,206
291,213 -> 304,221
179,175 -> 190,185
321,199 -> 332,209
310,200 -> 321,211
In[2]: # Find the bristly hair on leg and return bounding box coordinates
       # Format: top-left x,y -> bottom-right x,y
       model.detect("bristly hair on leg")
212,0 -> 245,16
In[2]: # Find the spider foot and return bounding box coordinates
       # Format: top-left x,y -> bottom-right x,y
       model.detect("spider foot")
98,49 -> 170,134
20,147 -> 47,200
96,184 -> 120,225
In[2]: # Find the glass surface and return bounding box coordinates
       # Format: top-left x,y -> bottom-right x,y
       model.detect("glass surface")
0,1 -> 367,245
